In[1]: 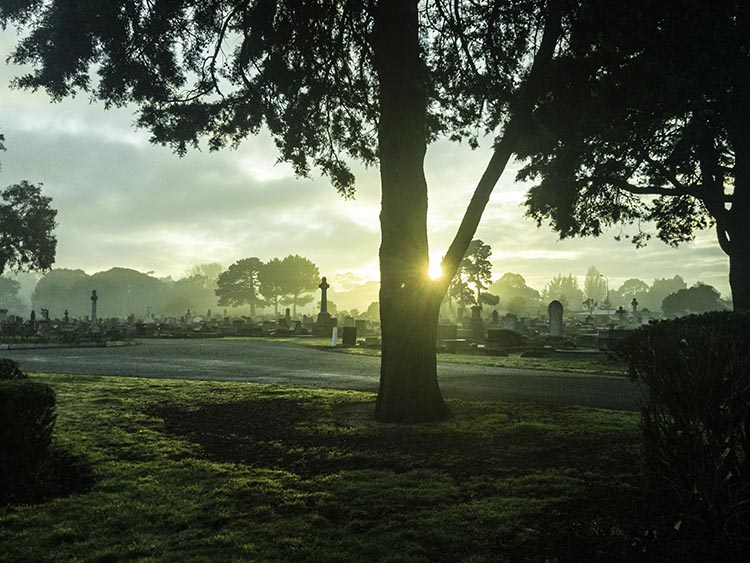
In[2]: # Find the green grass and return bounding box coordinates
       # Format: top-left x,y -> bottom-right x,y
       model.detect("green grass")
2,374 -> 694,562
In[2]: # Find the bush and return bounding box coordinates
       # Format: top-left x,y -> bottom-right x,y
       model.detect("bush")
0,357 -> 26,380
0,379 -> 57,504
625,312 -> 750,543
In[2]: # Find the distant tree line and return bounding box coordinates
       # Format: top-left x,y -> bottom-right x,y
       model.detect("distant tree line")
215,255 -> 319,317
440,242 -> 727,319
28,255 -> 321,321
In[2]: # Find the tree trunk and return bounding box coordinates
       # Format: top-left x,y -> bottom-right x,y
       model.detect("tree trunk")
373,0 -> 450,423
725,57 -> 750,312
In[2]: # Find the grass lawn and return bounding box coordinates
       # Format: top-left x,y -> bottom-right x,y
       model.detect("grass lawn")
1,374 -> 703,562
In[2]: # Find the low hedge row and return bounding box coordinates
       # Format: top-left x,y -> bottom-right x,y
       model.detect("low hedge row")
0,359 -> 57,505
625,312 -> 749,544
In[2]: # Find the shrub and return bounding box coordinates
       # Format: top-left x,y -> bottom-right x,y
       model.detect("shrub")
0,357 -> 26,380
625,312 -> 750,543
0,379 -> 57,504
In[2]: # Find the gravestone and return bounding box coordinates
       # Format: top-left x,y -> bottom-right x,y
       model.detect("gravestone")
631,298 -> 639,316
313,276 -> 337,336
355,318 -> 368,336
285,308 -> 291,324
617,306 -> 626,324
548,300 -> 563,337
491,310 -> 499,326
63,309 -> 70,324
501,313 -> 518,332
90,291 -> 99,333
342,326 -> 357,346
470,305 -> 485,341
343,315 -> 355,328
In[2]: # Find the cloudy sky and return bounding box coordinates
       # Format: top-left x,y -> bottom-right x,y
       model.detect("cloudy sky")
0,32 -> 731,297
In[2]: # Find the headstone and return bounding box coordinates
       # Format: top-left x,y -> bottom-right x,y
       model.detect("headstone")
317,277 -> 331,322
437,323 -> 458,342
343,315 -> 355,328
470,305 -> 485,341
331,326 -> 338,346
285,308 -> 291,323
63,309 -> 70,324
185,309 -> 193,324
491,310 -> 499,326
207,309 -> 212,321
342,326 -> 357,346
41,308 -> 50,321
355,318 -> 367,335
548,300 -> 563,337
313,277 -> 337,336
631,298 -> 639,316
90,290 -> 99,333
501,313 -> 518,332
617,306 -> 626,324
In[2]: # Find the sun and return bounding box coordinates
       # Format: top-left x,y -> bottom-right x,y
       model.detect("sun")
428,260 -> 444,280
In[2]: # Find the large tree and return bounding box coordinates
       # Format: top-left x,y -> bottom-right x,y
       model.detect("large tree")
278,254 -> 319,317
461,240 -> 493,304
517,0 -> 750,310
2,0 -> 563,422
215,257 -> 264,316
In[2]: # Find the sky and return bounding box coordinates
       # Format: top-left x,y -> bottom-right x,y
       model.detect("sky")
0,32 -> 732,298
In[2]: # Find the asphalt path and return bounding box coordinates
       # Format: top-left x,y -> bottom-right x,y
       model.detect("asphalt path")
2,338 -> 641,411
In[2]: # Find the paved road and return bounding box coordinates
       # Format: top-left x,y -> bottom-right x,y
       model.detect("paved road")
2,339 -> 641,411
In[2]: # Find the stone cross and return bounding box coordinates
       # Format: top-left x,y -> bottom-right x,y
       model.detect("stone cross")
63,309 -> 69,324
318,277 -> 330,316
90,290 -> 99,332
548,300 -> 563,337
631,298 -> 639,315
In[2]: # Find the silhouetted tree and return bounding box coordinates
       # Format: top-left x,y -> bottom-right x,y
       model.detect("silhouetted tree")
462,240 -> 493,304
278,255 -> 319,317
517,0 -> 750,310
543,274 -> 584,312
215,258 -> 265,316
583,266 -> 607,304
488,273 -> 542,310
0,276 -> 25,314
0,181 -> 56,275
1,0 -> 563,421
258,258 -> 285,317
644,275 -> 688,312
186,263 -> 223,288
662,283 -> 727,317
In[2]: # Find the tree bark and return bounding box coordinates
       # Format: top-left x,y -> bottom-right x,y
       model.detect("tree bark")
373,0 -> 450,422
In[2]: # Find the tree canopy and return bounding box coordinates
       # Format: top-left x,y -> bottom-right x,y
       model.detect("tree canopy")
215,257 -> 265,315
662,283 -> 727,317
516,0 -> 750,310
1,0 -> 564,422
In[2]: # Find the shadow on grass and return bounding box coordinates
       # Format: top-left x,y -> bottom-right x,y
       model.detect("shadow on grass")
146,396 -> 713,562
2,447 -> 95,508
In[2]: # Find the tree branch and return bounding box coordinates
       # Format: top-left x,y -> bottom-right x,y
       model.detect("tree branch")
438,0 -> 562,293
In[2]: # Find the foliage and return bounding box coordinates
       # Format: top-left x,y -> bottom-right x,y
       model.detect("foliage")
1,0 -> 568,421
185,263 -> 223,288
488,272 -> 542,308
215,258 -> 265,314
0,277 -> 25,314
277,255 -> 320,316
642,275 -> 687,312
611,278 -> 650,309
0,358 -> 25,380
625,312 -> 750,546
543,274 -> 584,312
661,283 -> 727,316
257,258 -> 285,316
462,239 -> 493,301
0,182 -> 57,275
516,0 -> 749,306
0,379 -> 56,505
583,266 -> 607,303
